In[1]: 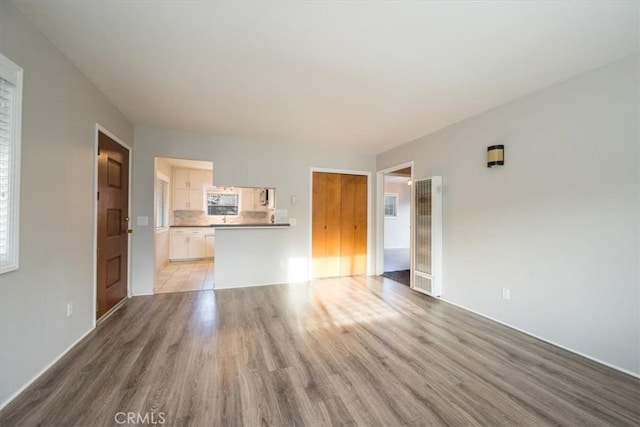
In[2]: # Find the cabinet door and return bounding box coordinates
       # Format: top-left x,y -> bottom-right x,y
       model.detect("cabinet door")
205,235 -> 215,258
174,168 -> 190,189
188,233 -> 205,258
202,170 -> 213,188
173,188 -> 190,210
170,231 -> 189,260
189,189 -> 204,211
240,188 -> 255,211
188,169 -> 205,189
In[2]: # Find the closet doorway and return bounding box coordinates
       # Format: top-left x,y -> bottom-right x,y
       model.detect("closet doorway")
312,171 -> 368,278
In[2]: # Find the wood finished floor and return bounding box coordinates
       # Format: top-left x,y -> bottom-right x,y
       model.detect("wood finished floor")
1,276 -> 638,426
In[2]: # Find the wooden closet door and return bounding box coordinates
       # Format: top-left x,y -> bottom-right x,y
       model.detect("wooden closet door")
340,174 -> 356,276
353,175 -> 368,275
312,172 -> 327,276
312,172 -> 366,278
325,173 -> 342,277
312,172 -> 342,278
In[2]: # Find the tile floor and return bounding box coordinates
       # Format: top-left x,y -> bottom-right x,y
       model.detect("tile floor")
155,259 -> 215,294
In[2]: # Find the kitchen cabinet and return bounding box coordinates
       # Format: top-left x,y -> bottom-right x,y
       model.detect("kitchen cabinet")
205,234 -> 215,258
241,188 -> 258,210
174,168 -> 212,189
239,187 -> 273,211
173,188 -> 205,211
173,168 -> 213,211
170,228 -> 213,260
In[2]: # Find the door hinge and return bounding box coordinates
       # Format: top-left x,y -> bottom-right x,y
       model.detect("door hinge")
97,147 -> 101,156
97,247 -> 99,258
97,191 -> 100,200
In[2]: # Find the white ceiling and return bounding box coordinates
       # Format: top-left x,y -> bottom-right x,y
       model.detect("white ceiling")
13,1 -> 639,154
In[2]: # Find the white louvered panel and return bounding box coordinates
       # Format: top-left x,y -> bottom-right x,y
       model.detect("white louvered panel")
0,77 -> 14,260
412,176 -> 443,297
155,177 -> 168,228
413,272 -> 432,295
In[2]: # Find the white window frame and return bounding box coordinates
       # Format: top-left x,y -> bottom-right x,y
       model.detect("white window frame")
155,172 -> 170,231
384,193 -> 398,218
0,54 -> 23,274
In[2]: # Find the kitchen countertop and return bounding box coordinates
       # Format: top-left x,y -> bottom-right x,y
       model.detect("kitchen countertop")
170,224 -> 290,228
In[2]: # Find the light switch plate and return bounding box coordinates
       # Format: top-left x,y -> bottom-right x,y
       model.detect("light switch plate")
289,218 -> 296,226
136,216 -> 149,226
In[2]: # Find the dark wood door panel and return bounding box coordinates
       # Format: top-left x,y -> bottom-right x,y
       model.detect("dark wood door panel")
97,131 -> 129,319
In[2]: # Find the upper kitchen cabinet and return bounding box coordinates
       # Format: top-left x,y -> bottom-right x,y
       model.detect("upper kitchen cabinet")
239,187 -> 275,211
173,168 -> 213,211
174,168 -> 212,189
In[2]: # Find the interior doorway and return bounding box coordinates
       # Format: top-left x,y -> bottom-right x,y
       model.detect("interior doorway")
381,166 -> 412,286
154,157 -> 215,294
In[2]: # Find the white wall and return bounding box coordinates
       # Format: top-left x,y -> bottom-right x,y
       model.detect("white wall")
154,157 -> 172,270
383,179 -> 411,249
378,55 -> 640,375
132,127 -> 376,292
0,1 -> 134,406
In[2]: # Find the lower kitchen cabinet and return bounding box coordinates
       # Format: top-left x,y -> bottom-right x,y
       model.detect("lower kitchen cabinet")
205,234 -> 215,258
170,228 -> 214,260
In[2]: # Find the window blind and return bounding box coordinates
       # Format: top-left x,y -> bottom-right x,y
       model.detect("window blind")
155,177 -> 168,228
0,76 -> 14,261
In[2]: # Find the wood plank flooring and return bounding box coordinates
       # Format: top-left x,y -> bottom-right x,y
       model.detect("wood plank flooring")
1,276 -> 638,426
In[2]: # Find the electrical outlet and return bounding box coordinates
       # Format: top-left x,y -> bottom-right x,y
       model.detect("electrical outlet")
67,301 -> 73,317
502,288 -> 511,300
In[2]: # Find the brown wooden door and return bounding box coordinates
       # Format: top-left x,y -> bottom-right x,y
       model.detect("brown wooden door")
353,175 -> 368,274
312,172 -> 367,278
96,131 -> 129,319
312,172 -> 327,276
340,174 -> 356,276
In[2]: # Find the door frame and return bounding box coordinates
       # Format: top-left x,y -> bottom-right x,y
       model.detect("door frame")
375,161 -> 414,277
308,167 -> 374,279
93,124 -> 132,326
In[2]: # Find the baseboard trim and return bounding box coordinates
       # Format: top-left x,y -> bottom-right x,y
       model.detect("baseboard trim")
1,298 -> 132,410
96,296 -> 129,325
215,280 -> 309,290
0,327 -> 94,411
439,297 -> 640,380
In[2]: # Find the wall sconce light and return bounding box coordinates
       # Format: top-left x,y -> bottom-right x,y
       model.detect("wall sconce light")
487,144 -> 504,168
407,180 -> 412,186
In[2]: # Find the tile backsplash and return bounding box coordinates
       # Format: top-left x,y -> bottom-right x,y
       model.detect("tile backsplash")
173,210 -> 271,226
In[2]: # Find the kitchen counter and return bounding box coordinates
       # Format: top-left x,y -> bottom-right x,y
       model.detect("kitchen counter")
170,224 -> 290,229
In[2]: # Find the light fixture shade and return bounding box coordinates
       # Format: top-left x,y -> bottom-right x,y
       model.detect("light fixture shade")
487,144 -> 504,167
